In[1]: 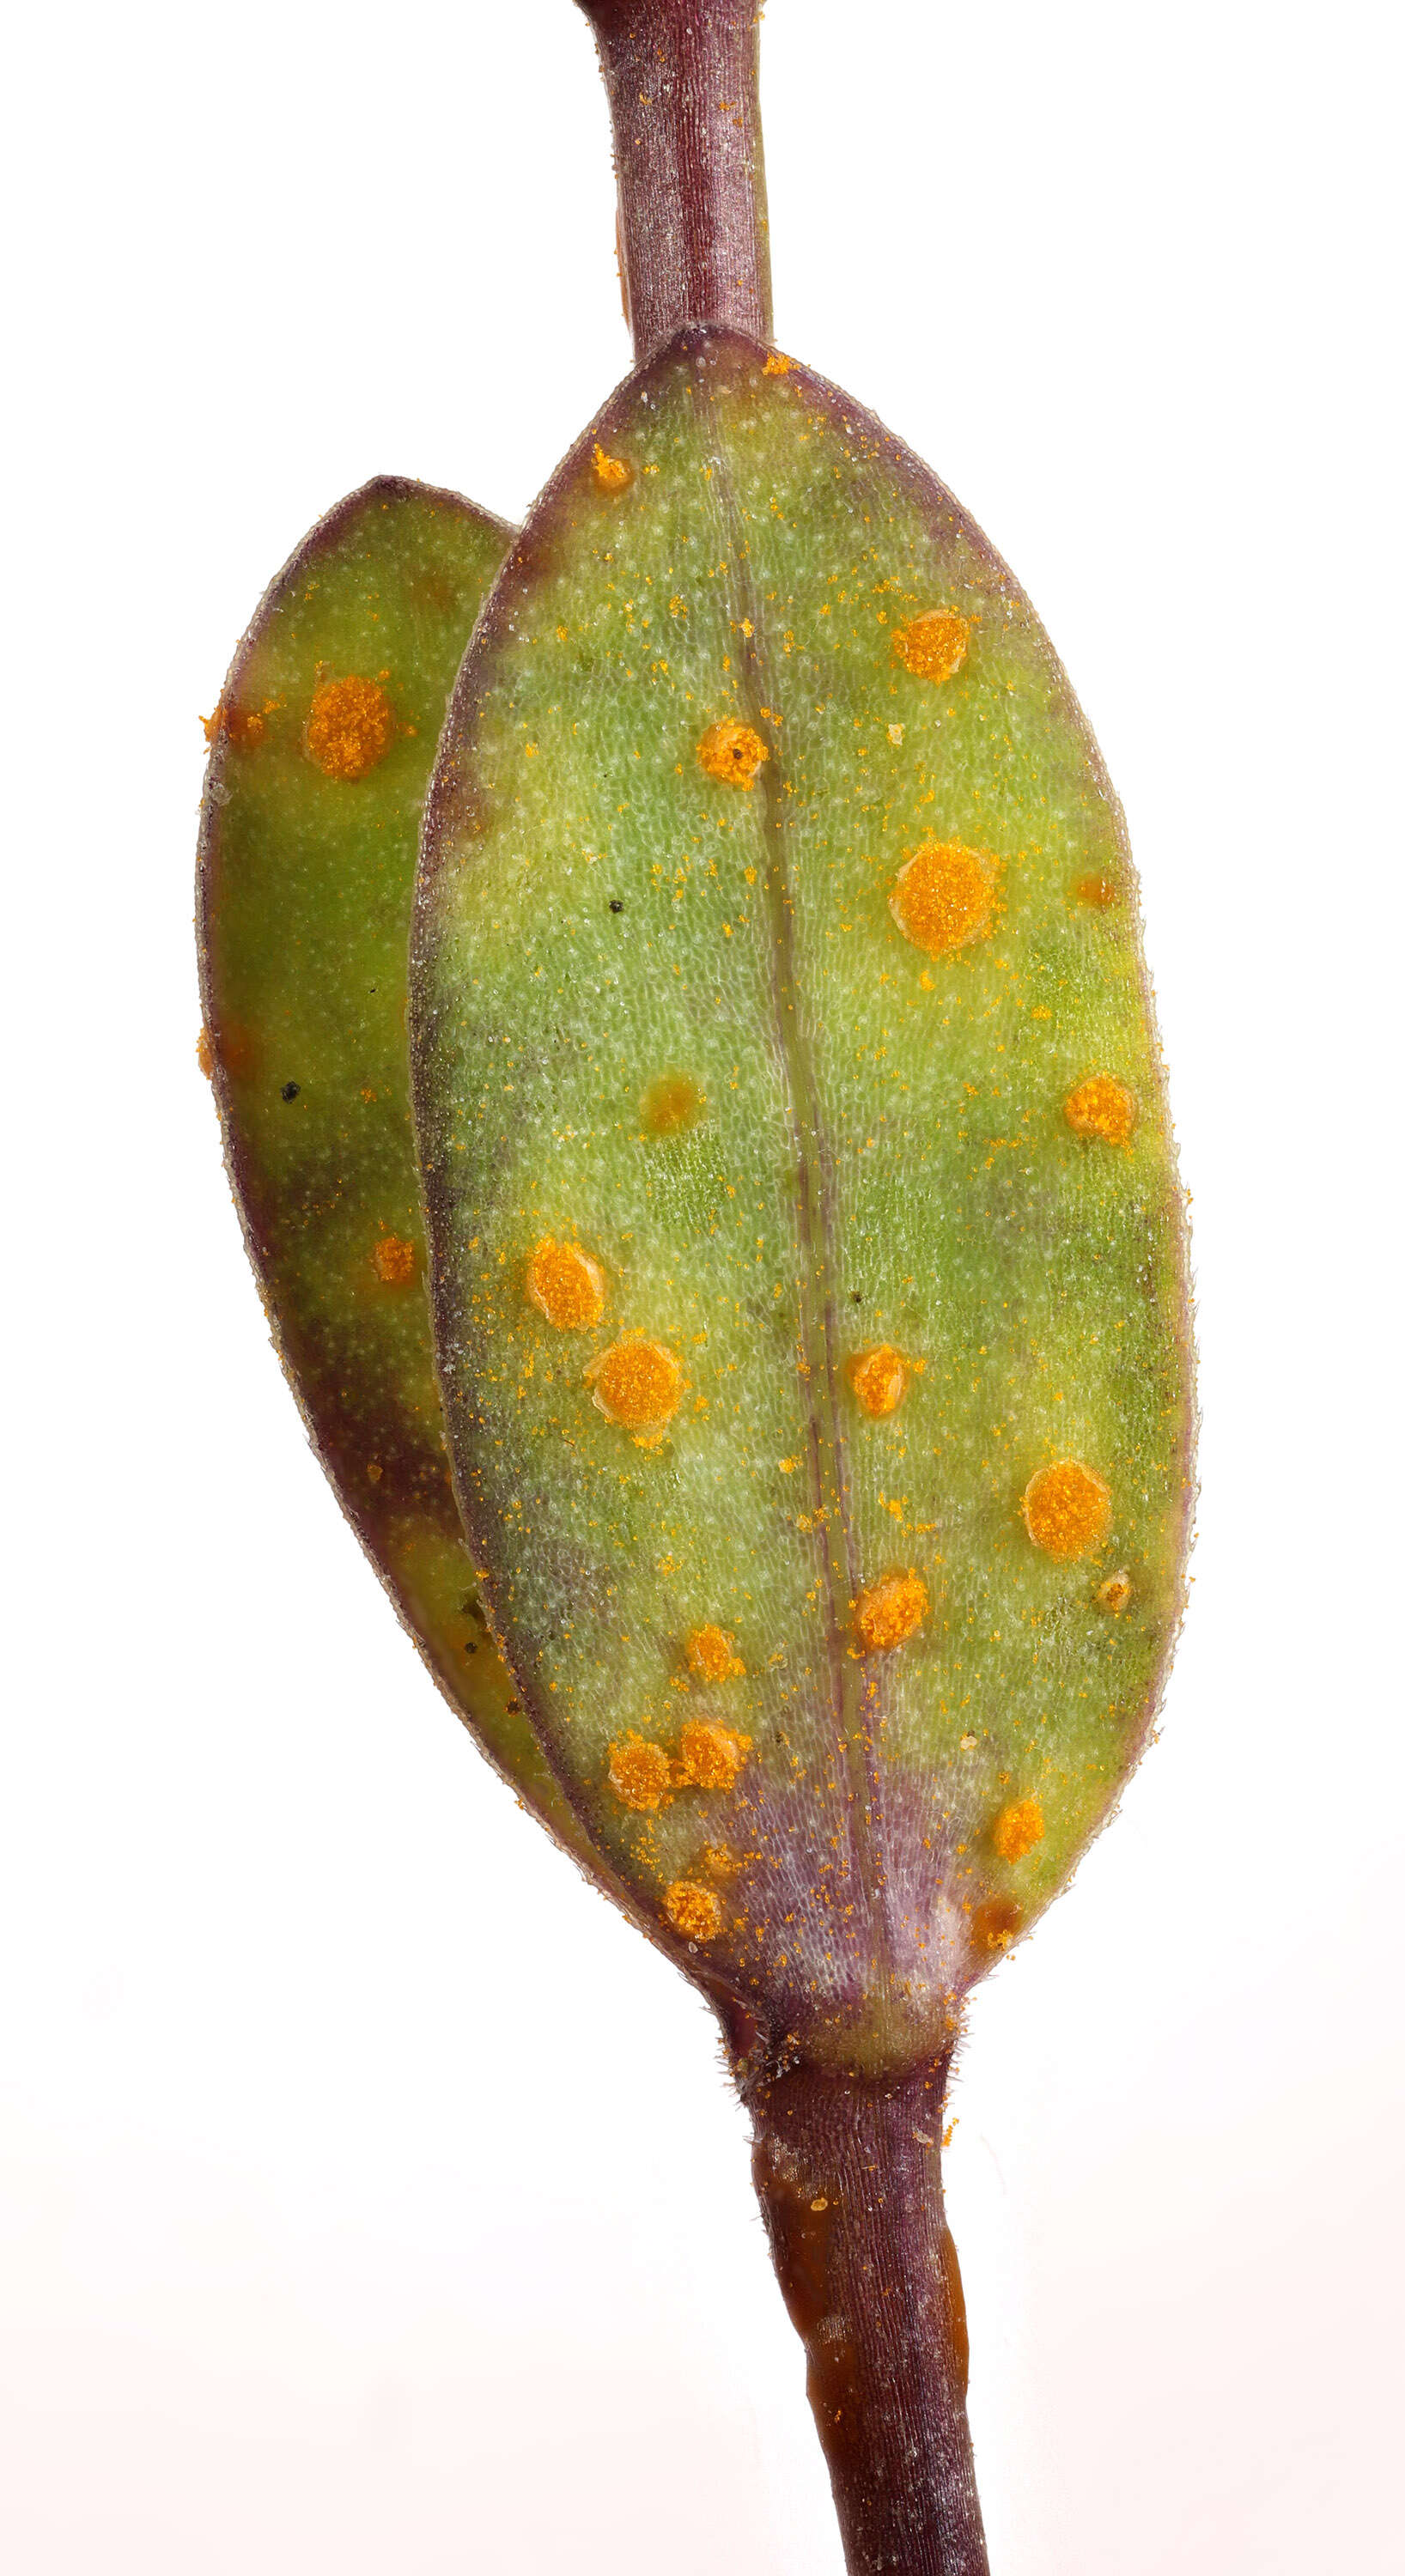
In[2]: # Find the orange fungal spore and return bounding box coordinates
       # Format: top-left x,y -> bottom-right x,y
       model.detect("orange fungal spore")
643,1073 -> 705,1135
373,1234 -> 417,1285
891,609 -> 970,683
762,350 -> 792,375
665,1880 -> 723,1942
305,675 -> 394,781
972,1895 -> 1022,1953
197,1027 -> 214,1079
592,442 -> 633,494
678,1721 -> 751,1793
1096,1570 -> 1134,1615
890,842 -> 996,958
526,1238 -> 606,1331
685,1625 -> 745,1683
992,1798 -> 1045,1863
696,720 -> 769,790
1064,1073 -> 1138,1145
1074,872 -> 1121,908
586,1336 -> 683,1440
847,1343 -> 915,1419
608,1735 -> 672,1813
202,698 -> 271,750
1022,1461 -> 1111,1560
855,1571 -> 929,1654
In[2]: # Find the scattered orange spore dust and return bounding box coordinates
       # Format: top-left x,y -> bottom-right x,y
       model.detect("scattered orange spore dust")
1022,1460 -> 1112,1560
890,842 -> 996,958
762,350 -> 792,375
526,1238 -> 606,1331
696,719 -> 769,790
1074,872 -> 1121,908
665,1880 -> 723,1941
608,1735 -> 672,1812
1064,1073 -> 1138,1145
678,1720 -> 751,1792
972,1895 -> 1022,1953
196,1027 -> 214,1079
847,1343 -> 915,1419
1096,1570 -> 1134,1615
592,441 -> 633,494
702,1843 -> 739,1879
373,1234 -> 417,1285
992,1797 -> 1045,1863
891,609 -> 970,683
685,1625 -> 745,1683
643,1073 -> 705,1135
855,1571 -> 929,1654
586,1336 -> 683,1440
305,676 -> 394,781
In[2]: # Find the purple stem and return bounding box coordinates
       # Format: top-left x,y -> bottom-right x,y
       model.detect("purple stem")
749,2055 -> 990,2576
575,0 -> 772,359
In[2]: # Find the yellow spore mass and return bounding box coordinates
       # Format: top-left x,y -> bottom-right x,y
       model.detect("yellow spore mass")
526,1238 -> 606,1331
992,1797 -> 1045,1863
586,1336 -> 683,1438
696,719 -> 769,789
372,1234 -> 417,1285
855,1571 -> 929,1654
608,1735 -> 672,1812
685,1624 -> 745,1682
891,608 -> 970,683
305,675 -> 394,781
847,1343 -> 913,1418
1096,1570 -> 1134,1615
665,1880 -> 723,1942
1064,1073 -> 1138,1145
592,442 -> 633,493
762,350 -> 792,375
643,1073 -> 705,1135
1022,1460 -> 1112,1560
890,842 -> 996,957
678,1720 -> 751,1792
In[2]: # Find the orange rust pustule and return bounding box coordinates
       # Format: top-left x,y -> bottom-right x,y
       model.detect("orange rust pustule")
196,1027 -> 214,1079
372,1234 -> 417,1286
643,1072 -> 705,1134
592,441 -> 633,494
696,719 -> 769,790
992,1797 -> 1045,1863
1096,1570 -> 1134,1615
891,608 -> 970,683
526,1237 -> 606,1331
202,698 -> 273,750
665,1880 -> 723,1941
762,349 -> 792,375
587,1336 -> 683,1438
847,1343 -> 914,1419
685,1624 -> 745,1683
1074,871 -> 1122,908
890,842 -> 996,958
608,1735 -> 672,1813
305,675 -> 394,781
972,1895 -> 1023,1953
855,1571 -> 929,1654
1023,1461 -> 1111,1560
678,1720 -> 751,1792
1064,1073 -> 1138,1145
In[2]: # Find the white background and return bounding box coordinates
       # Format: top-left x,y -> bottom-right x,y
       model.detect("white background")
3,1 -> 1401,2567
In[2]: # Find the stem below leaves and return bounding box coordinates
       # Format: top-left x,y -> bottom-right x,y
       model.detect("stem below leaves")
576,0 -> 772,358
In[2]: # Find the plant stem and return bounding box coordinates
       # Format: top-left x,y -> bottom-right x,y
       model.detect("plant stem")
575,0 -> 772,359
748,2054 -> 990,2576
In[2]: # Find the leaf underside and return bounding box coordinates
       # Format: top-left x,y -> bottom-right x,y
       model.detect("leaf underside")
196,477 -> 602,1871
413,330 -> 1194,2069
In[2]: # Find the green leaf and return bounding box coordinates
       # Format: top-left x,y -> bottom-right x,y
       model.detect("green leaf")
197,476 -> 602,1874
412,332 -> 1194,2070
